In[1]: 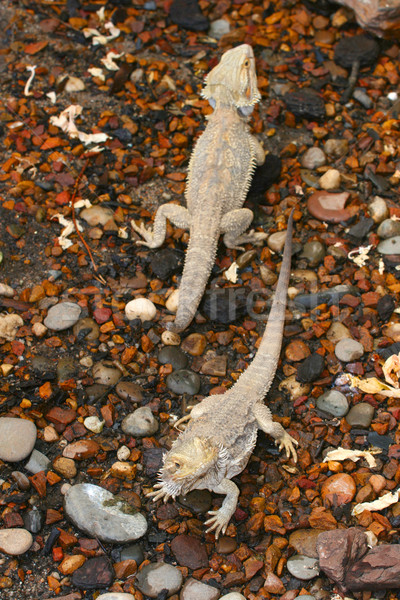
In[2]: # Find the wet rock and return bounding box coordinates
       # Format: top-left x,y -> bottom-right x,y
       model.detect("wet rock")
171,534 -> 208,569
236,249 -> 257,269
0,418 -> 37,462
321,473 -> 356,505
368,196 -> 389,223
202,287 -> 249,324
150,248 -> 183,280
23,507 -> 44,534
85,384 -> 109,402
260,265 -> 277,285
307,191 -> 351,223
287,555 -> 320,580
301,147 -> 326,169
284,88 -> 326,120
377,295 -> 395,321
169,0 -> 208,31
65,483 -> 147,542
116,381 -> 143,403
326,322 -> 351,343
377,236 -> 400,255
289,529 -> 325,559
73,317 -> 100,341
120,543 -> 144,565
63,440 -> 100,460
158,346 -> 189,370
368,431 -> 392,450
300,241 -> 325,266
324,139 -> 349,158
135,562 -> 183,598
335,338 -> 364,362
80,206 -> 114,226
44,302 -> 81,331
377,219 -> 400,239
71,556 -> 114,589
200,355 -> 227,376
57,357 -> 76,382
121,407 -> 158,437
25,449 -> 51,474
125,298 -> 157,321
209,18 -> 230,40
92,360 -> 122,386
316,390 -> 349,417
161,330 -> 181,346
346,403 -> 374,428
0,529 -> 33,555
319,169 -> 341,190
297,354 -> 325,383
181,333 -> 206,356
178,489 -> 212,514
166,369 -> 201,395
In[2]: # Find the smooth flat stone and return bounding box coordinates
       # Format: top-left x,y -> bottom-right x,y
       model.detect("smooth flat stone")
121,407 -> 158,437
0,418 -> 37,462
0,528 -> 33,555
377,236 -> 400,255
287,555 -> 320,580
346,403 -> 375,428
166,369 -> 200,395
377,219 -> 400,239
181,578 -> 219,600
44,302 -> 81,330
301,147 -> 326,169
116,381 -> 143,403
289,529 -> 325,559
71,556 -> 114,589
64,483 -> 147,543
335,338 -> 364,362
136,562 -> 183,598
158,346 -> 188,370
307,191 -> 351,223
80,206 -> 114,226
317,390 -> 349,417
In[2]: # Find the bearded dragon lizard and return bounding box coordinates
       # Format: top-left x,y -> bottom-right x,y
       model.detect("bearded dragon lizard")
149,212 -> 298,537
132,44 -> 267,332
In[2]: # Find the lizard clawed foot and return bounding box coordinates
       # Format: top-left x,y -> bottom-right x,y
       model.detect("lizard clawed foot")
174,414 -> 192,431
147,484 -> 171,503
131,220 -> 157,248
225,230 -> 268,250
276,432 -> 298,463
205,509 -> 230,539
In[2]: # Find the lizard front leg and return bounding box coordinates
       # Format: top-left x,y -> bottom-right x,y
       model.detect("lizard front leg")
253,404 -> 298,462
221,208 -> 267,250
205,478 -> 240,538
131,204 -> 190,248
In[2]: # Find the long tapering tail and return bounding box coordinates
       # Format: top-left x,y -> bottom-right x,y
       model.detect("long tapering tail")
231,211 -> 293,399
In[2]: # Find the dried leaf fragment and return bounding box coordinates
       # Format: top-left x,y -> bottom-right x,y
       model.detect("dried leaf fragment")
352,489 -> 399,516
347,374 -> 400,397
323,447 -> 380,468
348,245 -> 373,267
382,353 -> 400,388
224,262 -> 238,283
0,314 -> 24,341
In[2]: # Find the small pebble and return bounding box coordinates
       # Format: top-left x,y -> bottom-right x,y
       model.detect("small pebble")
11,471 -> 30,490
268,231 -> 287,253
125,298 -> 157,322
368,196 -> 389,223
260,265 -> 277,285
72,555 -> 114,589
117,445 -> 131,461
319,168 -> 341,190
32,322 -> 47,337
25,449 -> 51,474
120,543 -> 144,565
301,241 -> 326,266
335,338 -> 364,362
286,555 -> 320,580
161,330 -> 180,345
308,191 -> 350,222
321,473 -> 356,504
326,322 -> 351,343
377,219 -> 400,239
289,529 -> 325,559
178,489 -> 212,513
166,369 -> 201,395
216,536 -> 237,554
353,88 -> 373,108
0,529 -> 33,555
181,333 -> 206,356
171,534 -> 208,569
279,375 -> 310,400
135,562 -> 183,598
377,236 -> 400,255
324,138 -> 349,157
301,147 -> 326,169
73,317 -> 100,341
84,416 -> 105,433
285,340 -> 310,362
297,354 -> 325,383
44,302 -> 81,331
377,295 -> 395,321
23,507 -> 44,534
92,361 -> 122,386
209,18 -> 230,39
121,407 -> 158,437
158,346 -> 188,370
80,206 -> 114,226
57,357 -> 76,382
316,390 -> 349,417
181,578 -> 220,600
346,403 -> 375,428
116,381 -> 143,403
97,595 -> 135,600
53,457 -> 77,479
166,289 -> 180,313
220,595 -> 246,600
0,418 -> 37,462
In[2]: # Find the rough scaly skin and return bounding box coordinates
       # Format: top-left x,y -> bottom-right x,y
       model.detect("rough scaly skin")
149,213 -> 298,538
132,44 -> 267,332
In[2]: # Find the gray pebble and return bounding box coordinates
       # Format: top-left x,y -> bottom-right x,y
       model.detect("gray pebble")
158,346 -> 188,370
166,369 -> 200,395
268,230 -> 287,253
368,197 -> 389,224
65,483 -> 147,543
287,555 -> 320,580
316,390 -> 349,418
181,578 -> 219,600
97,595 -> 134,600
92,360 -> 122,386
0,418 -> 37,463
346,403 -> 375,428
44,302 -> 81,331
377,219 -> 400,240
73,317 -> 100,341
353,88 -> 373,108
85,384 -> 109,402
120,543 -> 144,565
116,381 -> 143,403
334,338 -> 364,362
301,147 -> 326,170
209,18 -> 230,39
301,241 -> 326,266
377,236 -> 400,255
121,407 -> 158,437
136,562 -> 183,598
57,356 -> 76,382
25,449 -> 51,474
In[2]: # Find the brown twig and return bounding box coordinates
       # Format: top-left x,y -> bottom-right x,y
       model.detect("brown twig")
71,159 -> 107,285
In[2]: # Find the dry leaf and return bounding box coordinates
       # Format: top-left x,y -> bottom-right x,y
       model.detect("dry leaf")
323,447 -> 380,468
224,262 -> 238,283
352,489 -> 399,516
382,353 -> 400,388
347,374 -> 400,397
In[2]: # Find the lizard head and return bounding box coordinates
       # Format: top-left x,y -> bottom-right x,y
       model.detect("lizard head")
157,436 -> 219,497
202,44 -> 261,112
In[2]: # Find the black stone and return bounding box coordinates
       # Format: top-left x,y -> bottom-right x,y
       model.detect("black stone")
377,295 -> 395,322
247,154 -> 282,199
296,353 -> 325,383
378,342 -> 400,361
150,248 -> 184,280
113,127 -> 133,144
284,89 -> 326,120
201,287 -> 249,323
334,35 -> 380,69
71,556 -> 114,589
158,346 -> 188,370
169,0 -> 209,31
347,217 -> 374,242
23,507 -> 44,534
367,432 -> 392,451
294,285 -> 357,310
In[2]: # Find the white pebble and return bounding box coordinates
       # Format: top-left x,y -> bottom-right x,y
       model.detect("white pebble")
161,330 -> 181,346
125,298 -> 157,322
319,169 -> 341,190
32,322 -> 47,338
368,196 -> 389,224
117,445 -> 131,461
60,483 -> 72,495
165,289 -> 179,313
84,416 -> 105,433
0,284 -> 15,297
0,314 -> 24,341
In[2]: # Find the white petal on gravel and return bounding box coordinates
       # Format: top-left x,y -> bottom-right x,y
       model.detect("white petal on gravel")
64,483 -> 147,542
0,529 -> 33,555
352,489 -> 400,516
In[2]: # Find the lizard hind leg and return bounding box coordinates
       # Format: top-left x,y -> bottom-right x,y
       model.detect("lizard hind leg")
221,208 -> 267,250
131,204 -> 190,248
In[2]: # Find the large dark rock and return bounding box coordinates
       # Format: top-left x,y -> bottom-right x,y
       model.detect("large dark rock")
335,0 -> 400,38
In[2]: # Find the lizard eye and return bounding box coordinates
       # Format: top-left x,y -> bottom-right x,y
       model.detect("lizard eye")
174,461 -> 180,469
243,58 -> 250,67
